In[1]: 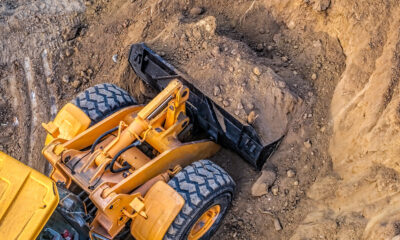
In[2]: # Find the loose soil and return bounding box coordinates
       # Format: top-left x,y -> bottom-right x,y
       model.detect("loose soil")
1,0 -> 399,239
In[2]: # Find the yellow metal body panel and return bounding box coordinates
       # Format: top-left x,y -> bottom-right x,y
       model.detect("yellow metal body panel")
44,103 -> 91,145
131,181 -> 185,240
0,152 -> 59,240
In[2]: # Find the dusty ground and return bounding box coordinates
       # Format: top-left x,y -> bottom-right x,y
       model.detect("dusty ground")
1,0 -> 400,239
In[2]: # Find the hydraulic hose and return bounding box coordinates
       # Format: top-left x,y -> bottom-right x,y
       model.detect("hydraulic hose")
90,126 -> 119,153
109,140 -> 141,173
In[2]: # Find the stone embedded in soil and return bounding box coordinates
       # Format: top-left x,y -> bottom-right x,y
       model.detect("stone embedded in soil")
256,43 -> 264,51
213,86 -> 221,96
62,26 -> 79,41
311,73 -> 317,80
189,7 -> 204,16
253,67 -> 261,76
304,139 -> 312,149
251,170 -> 277,197
293,180 -> 299,186
64,48 -> 74,57
112,54 -> 118,63
287,169 -> 296,178
62,75 -> 70,83
72,79 -> 81,89
281,56 -> 288,62
271,186 -> 279,196
312,0 -> 331,11
223,99 -> 230,107
267,45 -> 273,51
274,218 -> 282,231
247,110 -> 258,124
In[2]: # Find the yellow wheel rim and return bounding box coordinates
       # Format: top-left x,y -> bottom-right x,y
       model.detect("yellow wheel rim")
188,205 -> 221,240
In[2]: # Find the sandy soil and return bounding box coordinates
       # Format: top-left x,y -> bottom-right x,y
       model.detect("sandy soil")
1,0 -> 400,239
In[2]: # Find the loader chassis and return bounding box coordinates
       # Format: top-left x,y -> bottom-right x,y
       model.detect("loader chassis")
42,79 -> 220,239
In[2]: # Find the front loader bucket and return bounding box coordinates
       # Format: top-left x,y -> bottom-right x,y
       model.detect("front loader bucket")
128,43 -> 282,169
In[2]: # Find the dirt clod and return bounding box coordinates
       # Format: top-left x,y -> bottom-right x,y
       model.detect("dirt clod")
189,7 -> 204,16
251,170 -> 277,197
72,79 -> 81,89
252,67 -> 261,76
271,186 -> 279,196
287,169 -> 296,178
247,110 -> 258,124
304,140 -> 312,149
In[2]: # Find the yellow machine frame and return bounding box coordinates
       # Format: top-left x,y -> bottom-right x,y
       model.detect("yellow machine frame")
41,79 -> 220,239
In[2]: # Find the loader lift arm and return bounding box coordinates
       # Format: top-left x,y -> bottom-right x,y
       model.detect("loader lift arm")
129,43 -> 282,169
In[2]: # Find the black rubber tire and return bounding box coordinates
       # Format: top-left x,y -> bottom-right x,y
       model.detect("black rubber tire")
71,83 -> 137,125
164,160 -> 235,240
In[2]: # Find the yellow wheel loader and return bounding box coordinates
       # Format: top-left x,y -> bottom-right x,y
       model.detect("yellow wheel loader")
0,44 -> 282,240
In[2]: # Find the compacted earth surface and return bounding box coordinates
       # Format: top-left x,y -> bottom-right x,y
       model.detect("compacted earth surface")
1,0 -> 400,239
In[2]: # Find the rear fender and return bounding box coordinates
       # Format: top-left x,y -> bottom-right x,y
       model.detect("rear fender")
130,181 -> 184,240
42,103 -> 91,145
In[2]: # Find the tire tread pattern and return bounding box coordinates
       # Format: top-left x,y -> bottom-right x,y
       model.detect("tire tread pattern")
71,83 -> 136,124
164,160 -> 235,240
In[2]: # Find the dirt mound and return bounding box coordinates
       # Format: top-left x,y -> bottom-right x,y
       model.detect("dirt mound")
145,15 -> 304,145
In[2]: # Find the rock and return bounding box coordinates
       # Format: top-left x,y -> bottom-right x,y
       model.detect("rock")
211,46 -> 220,56
189,7 -> 204,16
281,56 -> 288,62
274,218 -> 282,231
122,19 -> 130,28
237,102 -> 244,110
253,67 -> 261,76
213,86 -> 221,96
223,100 -> 230,107
278,81 -> 286,88
234,110 -> 240,116
287,169 -> 296,178
294,45 -> 299,49
112,54 -> 118,63
247,102 -> 254,110
271,186 -> 279,196
320,126 -> 326,132
304,139 -> 312,148
80,70 -> 88,78
311,73 -> 317,80
247,110 -> 258,124
62,75 -> 70,83
293,180 -> 299,186
85,0 -> 93,6
46,77 -> 53,84
62,26 -> 79,41
313,0 -> 331,11
86,68 -> 93,76
267,45 -> 273,51
228,66 -> 234,72
256,43 -> 264,51
217,97 -> 223,102
72,79 -> 81,89
65,48 -> 74,57
251,170 -> 277,197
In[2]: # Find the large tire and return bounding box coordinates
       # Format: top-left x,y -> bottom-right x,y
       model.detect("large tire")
71,83 -> 137,124
164,160 -> 235,240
